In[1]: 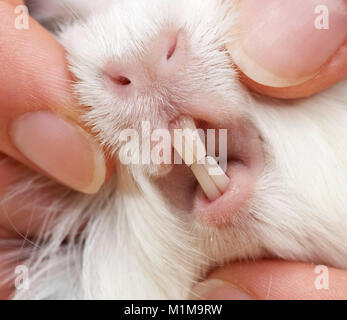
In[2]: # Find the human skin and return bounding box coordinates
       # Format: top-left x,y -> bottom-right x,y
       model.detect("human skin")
0,0 -> 346,299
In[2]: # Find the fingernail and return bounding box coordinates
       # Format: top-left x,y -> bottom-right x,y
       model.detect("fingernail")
190,279 -> 255,300
228,0 -> 347,87
10,112 -> 106,194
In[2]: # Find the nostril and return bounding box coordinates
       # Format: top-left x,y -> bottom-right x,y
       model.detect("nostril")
104,68 -> 134,96
166,37 -> 177,61
103,62 -> 135,96
111,75 -> 131,86
160,30 -> 186,72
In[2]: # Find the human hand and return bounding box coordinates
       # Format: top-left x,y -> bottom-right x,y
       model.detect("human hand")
0,0 -> 113,196
0,0 -> 115,298
0,0 -> 114,296
191,260 -> 347,300
228,0 -> 347,99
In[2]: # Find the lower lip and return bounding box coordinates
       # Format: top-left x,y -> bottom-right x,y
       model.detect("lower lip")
193,160 -> 255,227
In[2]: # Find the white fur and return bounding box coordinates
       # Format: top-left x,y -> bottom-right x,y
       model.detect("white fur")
3,0 -> 346,299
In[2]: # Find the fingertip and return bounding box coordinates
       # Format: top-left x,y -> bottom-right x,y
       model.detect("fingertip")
0,2 -> 113,193
239,41 -> 347,99
10,112 -> 107,194
228,0 -> 347,98
0,154 -> 30,192
2,0 -> 24,6
190,279 -> 255,300
198,260 -> 347,300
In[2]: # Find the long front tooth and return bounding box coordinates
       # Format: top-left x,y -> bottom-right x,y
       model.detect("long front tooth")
205,156 -> 230,193
172,116 -> 206,166
191,163 -> 222,201
190,158 -> 229,201
171,116 -> 230,201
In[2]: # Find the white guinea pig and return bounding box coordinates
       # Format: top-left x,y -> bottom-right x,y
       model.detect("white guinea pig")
3,0 -> 347,299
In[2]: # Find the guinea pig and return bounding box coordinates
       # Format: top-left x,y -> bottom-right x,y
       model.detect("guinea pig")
2,0 -> 347,299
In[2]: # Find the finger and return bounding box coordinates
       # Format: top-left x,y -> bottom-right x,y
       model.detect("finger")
0,248 -> 14,300
0,153 -> 80,239
0,182 -> 61,239
0,1 -> 111,194
240,43 -> 347,99
2,0 -> 23,5
0,154 -> 30,192
0,245 -> 27,300
191,260 -> 347,300
228,0 -> 347,99
0,154 -> 34,238
0,154 -> 45,239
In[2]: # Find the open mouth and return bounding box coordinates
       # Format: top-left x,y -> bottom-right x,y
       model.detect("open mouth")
192,117 -> 265,227
158,114 -> 265,228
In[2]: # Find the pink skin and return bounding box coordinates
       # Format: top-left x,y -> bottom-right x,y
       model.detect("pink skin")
10,112 -> 104,194
239,0 -> 347,80
0,156 -> 29,191
104,30 -> 186,96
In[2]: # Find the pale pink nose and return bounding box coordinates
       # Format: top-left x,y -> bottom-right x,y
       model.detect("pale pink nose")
104,31 -> 184,93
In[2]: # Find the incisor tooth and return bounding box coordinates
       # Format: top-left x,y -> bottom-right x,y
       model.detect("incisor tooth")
205,156 -> 230,193
171,116 -> 230,201
172,116 -> 206,166
191,163 -> 222,201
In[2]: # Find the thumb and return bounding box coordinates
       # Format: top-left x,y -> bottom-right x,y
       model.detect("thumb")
0,0 -> 112,193
190,260 -> 347,300
228,0 -> 347,99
